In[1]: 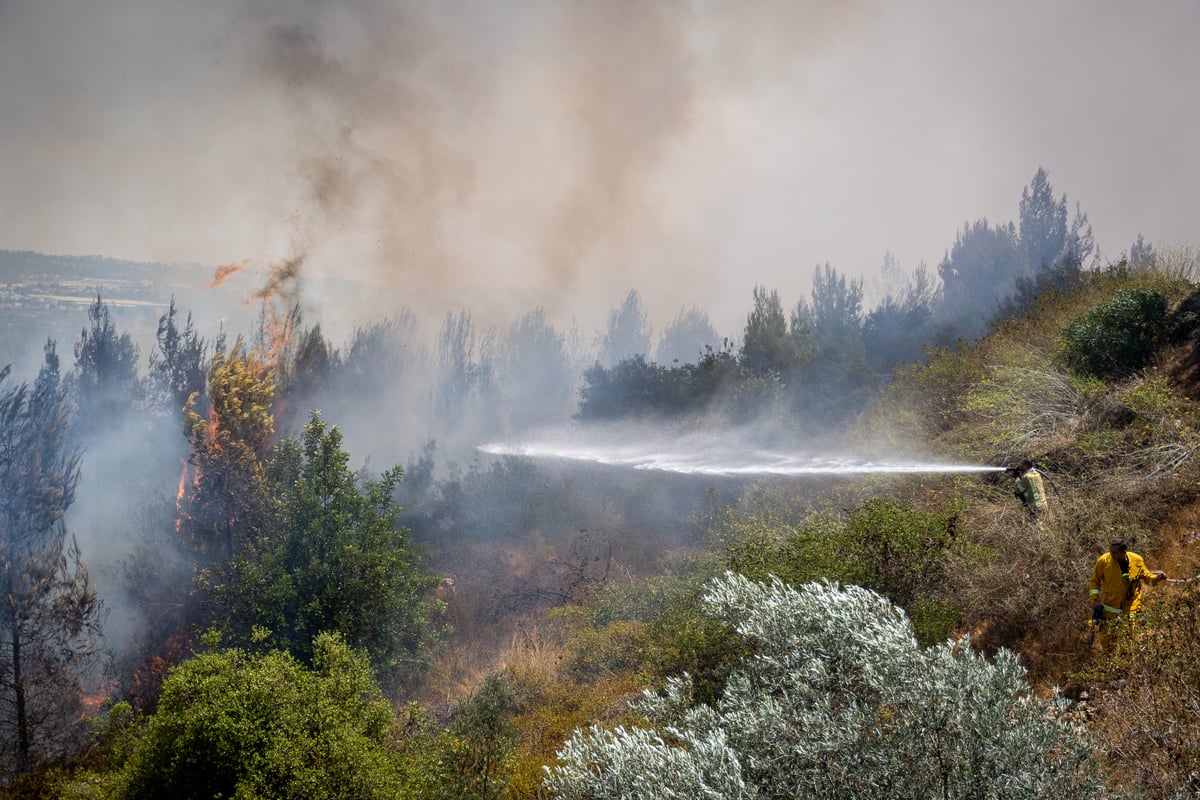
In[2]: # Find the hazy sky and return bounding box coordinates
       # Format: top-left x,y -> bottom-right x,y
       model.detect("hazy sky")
1,0 -> 1196,340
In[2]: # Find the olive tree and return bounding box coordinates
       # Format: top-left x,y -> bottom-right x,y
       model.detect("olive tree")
547,573 -> 1104,800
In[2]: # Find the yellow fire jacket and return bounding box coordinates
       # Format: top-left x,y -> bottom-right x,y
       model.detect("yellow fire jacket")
1014,468 -> 1047,511
1089,551 -> 1164,618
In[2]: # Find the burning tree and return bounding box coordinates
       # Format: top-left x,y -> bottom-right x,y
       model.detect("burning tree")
120,340 -> 276,706
182,338 -> 275,561
0,345 -> 106,779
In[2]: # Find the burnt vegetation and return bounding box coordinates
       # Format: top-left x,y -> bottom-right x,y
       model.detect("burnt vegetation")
3,169 -> 1200,798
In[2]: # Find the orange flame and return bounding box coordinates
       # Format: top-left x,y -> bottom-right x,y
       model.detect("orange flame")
176,460 -> 187,502
250,255 -> 303,304
210,262 -> 247,288
77,678 -> 119,722
175,459 -> 188,535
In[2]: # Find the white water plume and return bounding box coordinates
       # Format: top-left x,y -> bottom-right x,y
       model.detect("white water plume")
479,430 -> 1004,477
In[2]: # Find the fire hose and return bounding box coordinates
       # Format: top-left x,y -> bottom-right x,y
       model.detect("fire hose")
1087,574 -> 1195,645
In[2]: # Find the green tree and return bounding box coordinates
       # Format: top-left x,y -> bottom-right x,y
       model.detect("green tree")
739,285 -> 800,377
111,632 -> 403,800
220,412 -> 440,682
788,264 -> 876,427
70,292 -> 140,434
807,262 -> 865,363
597,289 -> 652,368
437,310 -> 498,423
656,307 -> 720,366
0,348 -> 104,779
342,313 -> 426,395
937,218 -> 1027,339
281,323 -> 338,405
147,296 -> 208,416
546,574 -> 1103,800
431,673 -> 519,800
1063,202 -> 1095,267
1128,233 -> 1157,269
1018,167 -> 1068,273
502,308 -> 573,431
863,262 -> 941,373
182,339 -> 275,562
577,356 -> 668,420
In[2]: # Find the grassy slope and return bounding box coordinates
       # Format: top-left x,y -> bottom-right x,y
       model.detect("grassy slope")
386,257 -> 1200,799
863,261 -> 1200,679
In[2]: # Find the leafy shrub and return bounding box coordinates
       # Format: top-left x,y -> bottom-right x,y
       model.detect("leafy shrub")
1057,289 -> 1170,378
108,633 -> 402,800
560,619 -> 649,680
864,340 -> 989,446
716,497 -> 962,646
505,668 -> 643,800
559,566 -> 748,706
429,674 -> 519,800
546,574 -> 1104,800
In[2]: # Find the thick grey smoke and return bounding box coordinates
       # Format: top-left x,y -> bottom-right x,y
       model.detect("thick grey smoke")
2,1 -> 1197,341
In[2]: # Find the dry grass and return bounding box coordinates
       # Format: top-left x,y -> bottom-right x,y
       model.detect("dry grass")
1084,581 -> 1200,798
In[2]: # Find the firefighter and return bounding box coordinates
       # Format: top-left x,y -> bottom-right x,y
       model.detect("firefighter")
1012,458 -> 1047,521
1090,537 -> 1166,623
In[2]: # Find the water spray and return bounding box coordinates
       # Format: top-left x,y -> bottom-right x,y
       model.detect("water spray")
479,437 -> 1008,478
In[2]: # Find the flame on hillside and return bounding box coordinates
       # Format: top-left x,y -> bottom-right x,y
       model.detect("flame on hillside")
210,261 -> 247,288
251,255 -> 304,378
210,255 -> 304,377
188,254 -> 292,498
175,460 -> 187,534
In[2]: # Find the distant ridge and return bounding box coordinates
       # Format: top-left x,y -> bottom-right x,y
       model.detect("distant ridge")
0,249 -> 203,287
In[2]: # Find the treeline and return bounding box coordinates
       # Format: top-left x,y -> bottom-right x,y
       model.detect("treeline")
576,168 -> 1155,434
2,166 -> 1194,798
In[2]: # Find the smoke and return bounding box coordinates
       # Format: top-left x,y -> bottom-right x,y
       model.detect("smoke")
4,0 -> 1200,684
4,1 -> 1199,342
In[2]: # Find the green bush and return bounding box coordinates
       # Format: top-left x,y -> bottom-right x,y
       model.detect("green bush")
1057,289 -> 1170,378
716,497 -> 962,646
109,633 -> 403,800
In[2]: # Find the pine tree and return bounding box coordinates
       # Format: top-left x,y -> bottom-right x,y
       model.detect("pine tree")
739,285 -> 798,377
0,345 -> 105,778
597,289 -> 652,368
148,296 -> 208,416
71,293 -> 140,435
1018,167 -> 1068,273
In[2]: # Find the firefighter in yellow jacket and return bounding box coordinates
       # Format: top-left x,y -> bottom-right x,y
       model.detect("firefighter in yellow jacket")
1012,458 -> 1048,521
1090,537 -> 1166,621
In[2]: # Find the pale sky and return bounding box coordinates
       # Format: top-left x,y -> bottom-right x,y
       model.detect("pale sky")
1,0 -> 1197,341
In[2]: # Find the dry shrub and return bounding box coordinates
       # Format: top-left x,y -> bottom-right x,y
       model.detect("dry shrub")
945,497 -> 1099,680
946,458 -> 1200,682
501,623 -> 643,800
1086,581 -> 1200,799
